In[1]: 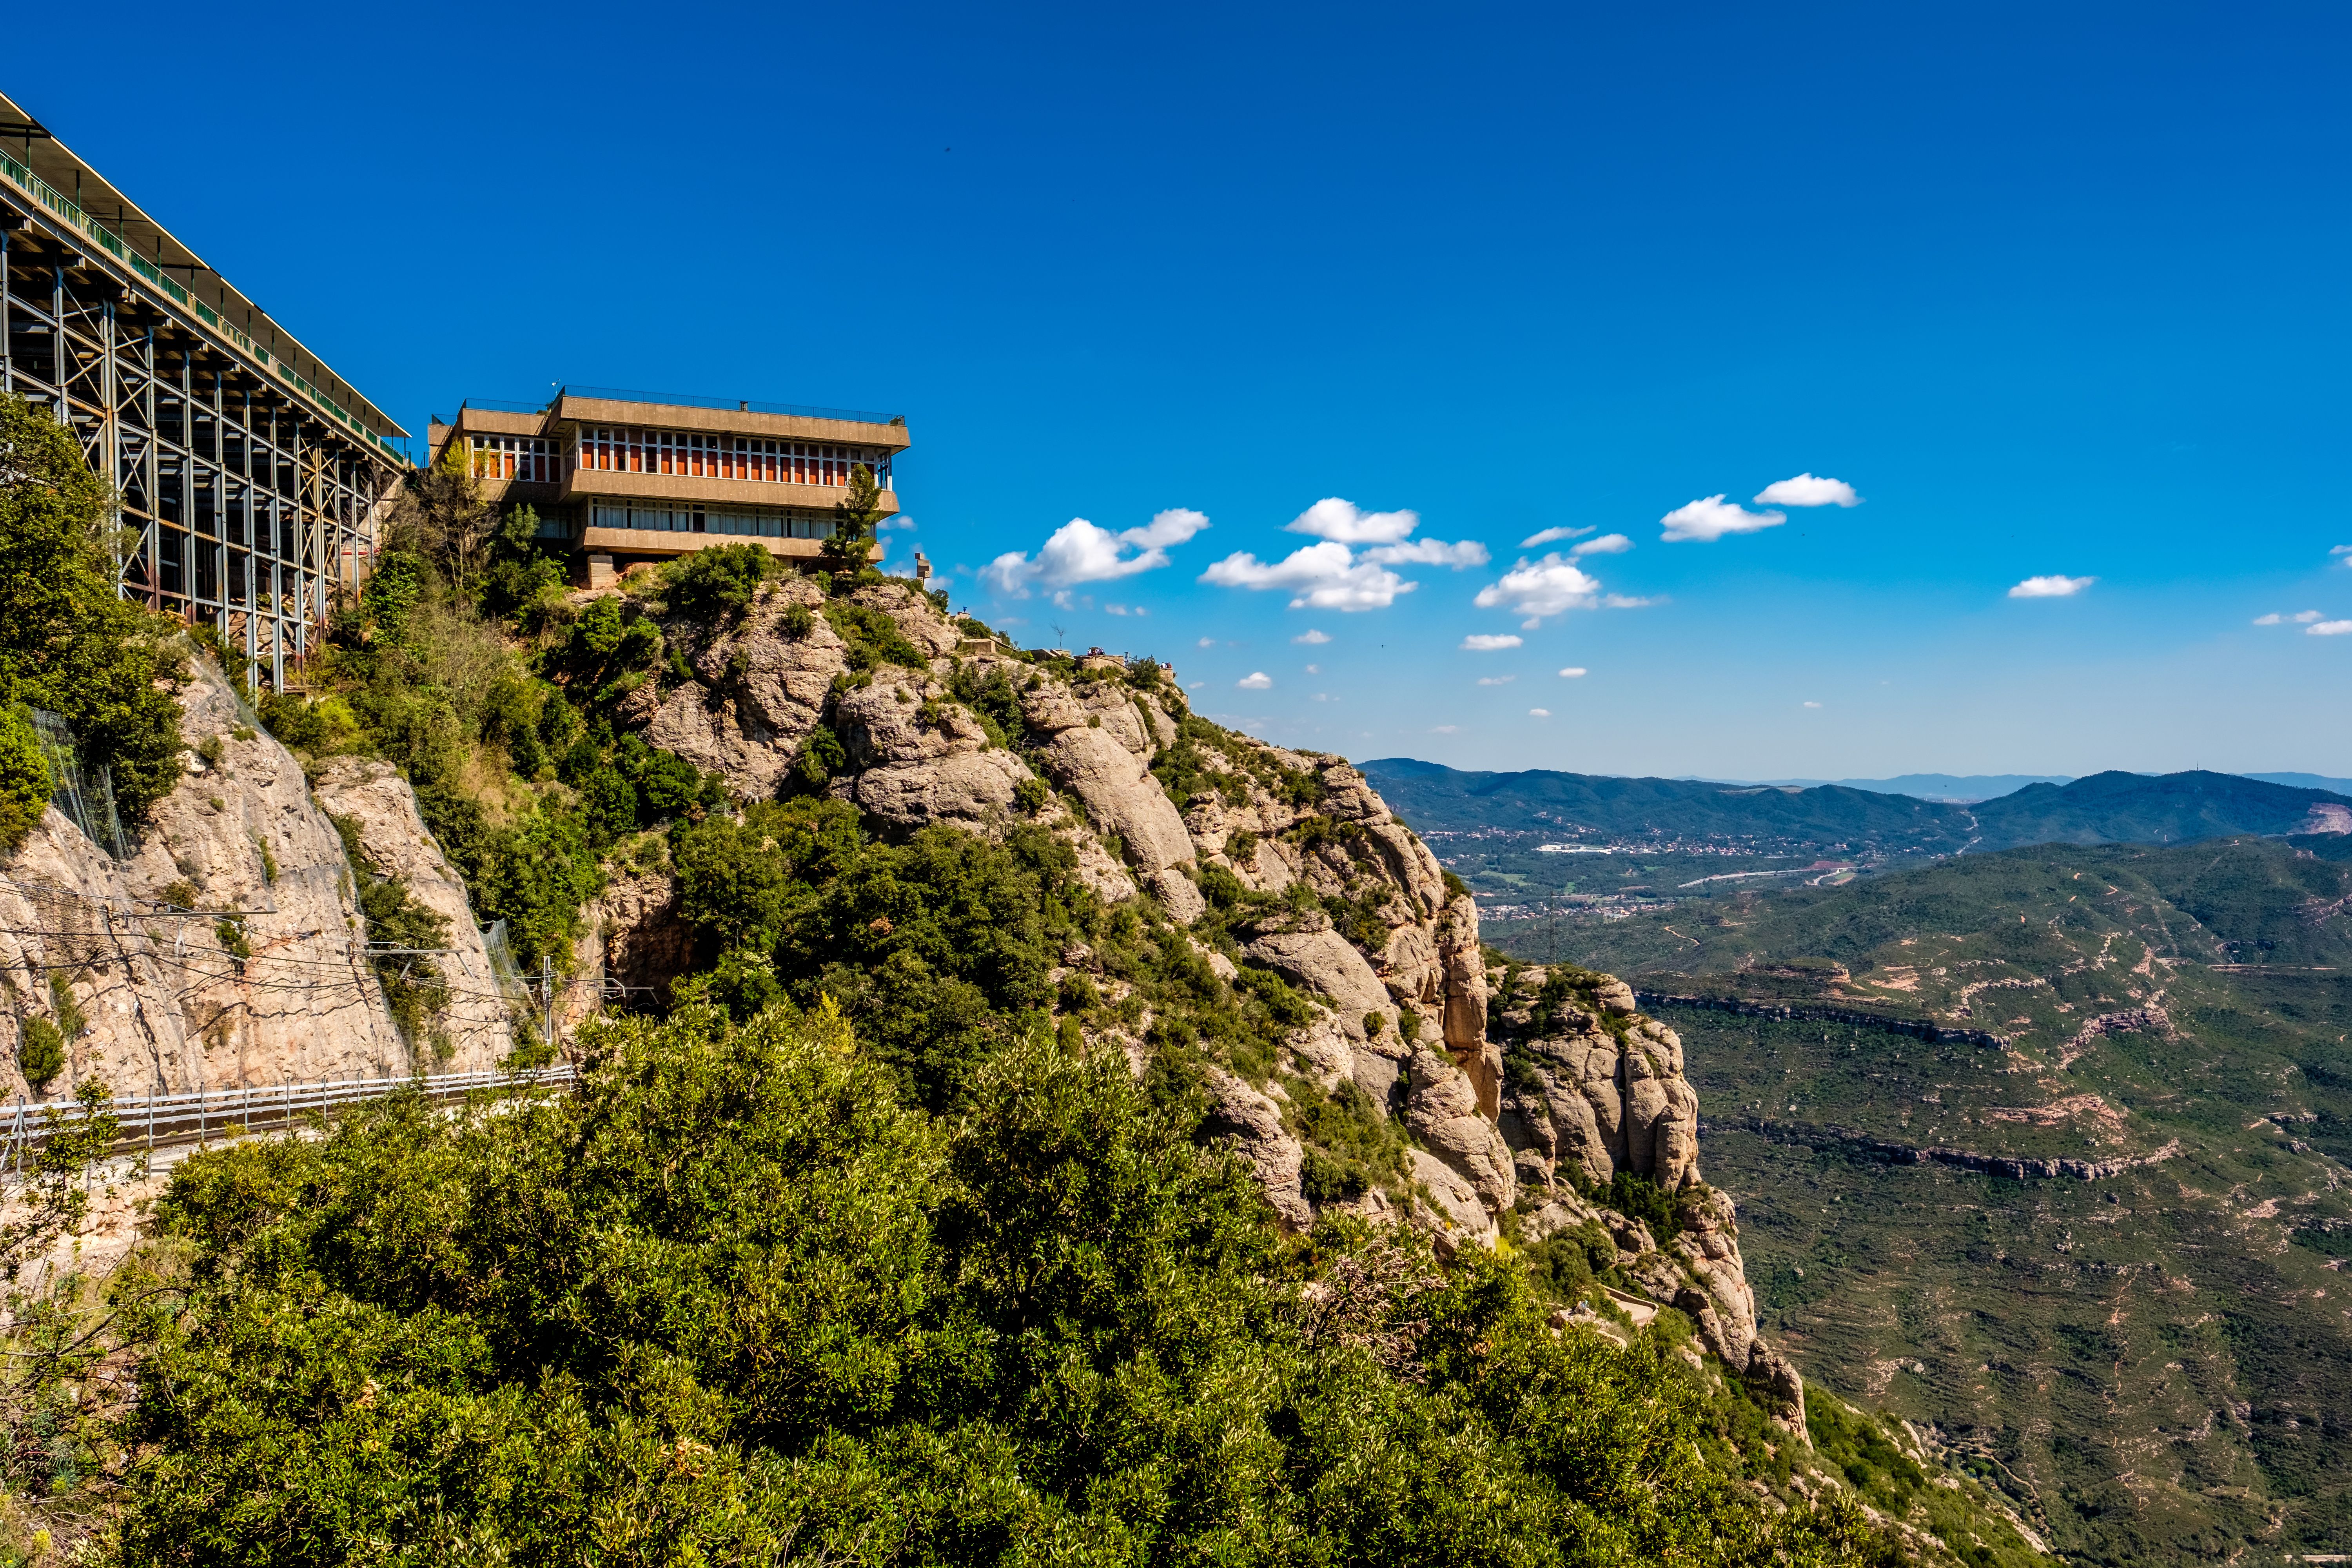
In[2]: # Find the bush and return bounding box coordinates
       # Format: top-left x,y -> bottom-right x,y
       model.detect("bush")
822,600 -> 928,673
1604,1169 -> 1683,1243
0,703 -> 49,853
15,1017 -> 63,1087
661,542 -> 780,624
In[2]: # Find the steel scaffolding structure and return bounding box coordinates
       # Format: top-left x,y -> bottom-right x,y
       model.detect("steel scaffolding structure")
0,91 -> 410,692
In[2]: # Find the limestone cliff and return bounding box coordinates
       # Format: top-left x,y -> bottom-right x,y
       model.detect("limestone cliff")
0,661 -> 514,1101
1489,961 -> 1806,1430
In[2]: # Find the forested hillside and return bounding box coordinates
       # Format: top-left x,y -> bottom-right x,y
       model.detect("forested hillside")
1514,841 -> 2352,1566
1365,759 -> 2352,859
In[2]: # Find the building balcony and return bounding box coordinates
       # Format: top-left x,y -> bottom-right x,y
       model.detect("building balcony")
578,525 -> 882,564
560,464 -> 899,517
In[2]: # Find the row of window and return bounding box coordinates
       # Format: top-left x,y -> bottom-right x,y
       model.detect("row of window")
472,436 -> 556,483
589,503 -> 838,539
576,428 -> 888,488
467,430 -> 893,489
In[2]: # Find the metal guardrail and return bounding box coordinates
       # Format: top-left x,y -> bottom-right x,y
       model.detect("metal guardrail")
0,147 -> 411,466
0,1063 -> 579,1171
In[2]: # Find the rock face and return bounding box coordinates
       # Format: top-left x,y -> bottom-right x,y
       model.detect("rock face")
1489,961 -> 1799,1428
642,577 -> 846,800
0,661 -> 510,1107
311,760 -> 518,1067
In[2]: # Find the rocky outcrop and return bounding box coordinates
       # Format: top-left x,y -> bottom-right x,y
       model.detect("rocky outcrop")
1202,1067 -> 1312,1230
643,579 -> 846,800
1491,966 -> 1702,1195
0,661 -> 508,1106
829,674 -> 1031,833
1404,1044 -> 1515,1215
311,759 -> 516,1066
1491,960 -> 1800,1427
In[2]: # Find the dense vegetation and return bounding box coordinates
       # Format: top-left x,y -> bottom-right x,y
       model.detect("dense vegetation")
1519,840 -> 2352,1566
0,393 -> 186,840
103,1004 -> 1898,1567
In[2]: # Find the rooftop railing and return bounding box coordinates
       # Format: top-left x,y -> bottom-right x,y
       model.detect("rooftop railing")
0,148 -> 411,466
559,385 -> 902,426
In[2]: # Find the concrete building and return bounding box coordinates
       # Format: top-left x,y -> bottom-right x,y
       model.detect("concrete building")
427,389 -> 907,586
0,91 -> 412,691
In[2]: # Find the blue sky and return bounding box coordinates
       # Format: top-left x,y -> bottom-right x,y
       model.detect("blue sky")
16,1 -> 2352,778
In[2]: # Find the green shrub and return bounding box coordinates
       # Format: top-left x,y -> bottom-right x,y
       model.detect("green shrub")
16,1017 -> 64,1087
579,766 -> 639,847
0,703 -> 50,853
359,874 -> 453,1042
257,691 -> 361,755
822,600 -> 927,672
1604,1169 -> 1683,1243
661,542 -> 782,624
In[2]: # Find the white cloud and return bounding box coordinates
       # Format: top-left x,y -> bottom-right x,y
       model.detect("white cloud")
1461,633 -> 1524,652
1528,708 -> 1551,717
2255,611 -> 2325,626
1201,541 -> 1413,611
1558,667 -> 1588,678
1477,675 -> 1516,685
1304,664 -> 1321,674
1237,671 -> 1273,688
982,507 -> 1210,595
2008,574 -> 2095,598
877,513 -> 917,531
1292,628 -> 1331,644
1431,725 -> 1459,734
2310,620 -> 2352,636
1197,636 -> 1216,648
1570,533 -> 1632,557
1104,604 -> 1129,615
1754,473 -> 1862,508
1312,692 -> 1331,701
1601,593 -> 1657,610
2335,544 -> 2352,557
1661,495 -> 1786,542
1367,537 -> 1490,568
1205,501 -> 1483,610
1474,554 -> 1602,624
1285,497 -> 1419,544
1802,701 -> 1823,708
1521,525 -> 1595,548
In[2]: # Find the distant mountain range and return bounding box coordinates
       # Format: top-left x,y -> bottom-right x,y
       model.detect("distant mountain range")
1358,759 -> 2352,856
1716,771 -> 2352,802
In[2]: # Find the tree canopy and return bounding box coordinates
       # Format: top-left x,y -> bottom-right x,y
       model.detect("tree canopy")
0,393 -> 184,827
108,1004 -> 1893,1567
